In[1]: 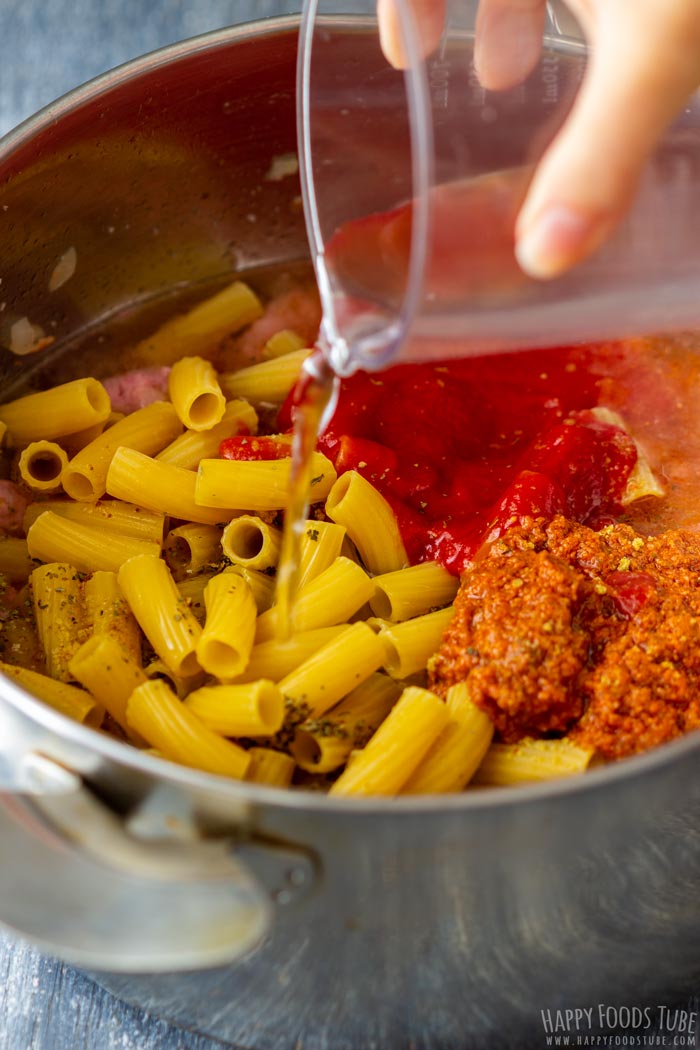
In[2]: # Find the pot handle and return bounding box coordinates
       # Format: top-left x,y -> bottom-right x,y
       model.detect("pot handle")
0,750 -> 314,973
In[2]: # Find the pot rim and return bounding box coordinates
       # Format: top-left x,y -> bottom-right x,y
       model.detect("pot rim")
1,16 -> 698,816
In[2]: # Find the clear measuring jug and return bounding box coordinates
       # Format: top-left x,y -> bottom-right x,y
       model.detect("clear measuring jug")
297,1 -> 700,375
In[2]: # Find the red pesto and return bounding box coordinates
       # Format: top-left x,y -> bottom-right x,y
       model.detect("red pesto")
278,345 -> 638,574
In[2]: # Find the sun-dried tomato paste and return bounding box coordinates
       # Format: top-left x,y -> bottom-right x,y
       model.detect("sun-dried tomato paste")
429,516 -> 700,759
275,335 -> 700,761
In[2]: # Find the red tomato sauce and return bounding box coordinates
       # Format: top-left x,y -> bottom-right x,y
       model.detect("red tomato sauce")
279,343 -> 641,574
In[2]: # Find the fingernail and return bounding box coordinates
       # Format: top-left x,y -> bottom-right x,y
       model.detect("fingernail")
378,0 -> 410,69
515,206 -> 595,280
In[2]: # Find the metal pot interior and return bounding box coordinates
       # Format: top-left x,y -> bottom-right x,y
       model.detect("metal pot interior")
0,16 -> 698,818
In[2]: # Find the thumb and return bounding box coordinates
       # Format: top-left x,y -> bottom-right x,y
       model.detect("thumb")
515,6 -> 700,279
377,0 -> 446,69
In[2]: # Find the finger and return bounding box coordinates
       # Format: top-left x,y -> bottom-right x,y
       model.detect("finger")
378,0 -> 447,69
474,0 -> 547,91
515,5 -> 700,278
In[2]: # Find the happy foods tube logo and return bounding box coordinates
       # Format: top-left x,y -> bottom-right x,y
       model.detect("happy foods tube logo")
540,1003 -> 698,1046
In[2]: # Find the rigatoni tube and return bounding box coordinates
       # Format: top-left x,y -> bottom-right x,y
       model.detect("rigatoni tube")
118,554 -> 202,678
69,634 -> 147,737
195,452 -> 336,512
106,447 -> 238,525
278,622 -> 386,719
401,683 -> 494,794
292,673 -> 401,774
297,521 -> 346,589
31,562 -> 88,682
473,738 -> 595,786
27,511 -> 161,574
165,524 -> 223,577
126,679 -> 251,780
0,661 -> 102,727
23,499 -> 165,545
168,355 -> 226,431
196,573 -> 256,680
219,348 -> 309,404
255,557 -> 374,642
17,441 -> 68,493
223,565 -> 276,614
184,680 -> 284,736
222,515 -> 282,571
235,626 -> 346,684
370,561 -> 459,622
0,378 -> 111,445
379,606 -> 455,679
246,747 -> 295,787
83,570 -> 142,666
326,471 -> 407,575
126,281 -> 263,368
330,687 -> 449,797
156,399 -> 258,469
62,400 -> 182,501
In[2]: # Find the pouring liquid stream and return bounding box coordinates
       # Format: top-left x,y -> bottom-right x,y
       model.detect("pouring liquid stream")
275,352 -> 338,639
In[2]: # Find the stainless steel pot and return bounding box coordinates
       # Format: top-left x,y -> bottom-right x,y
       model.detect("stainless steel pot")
1,17 -> 700,1049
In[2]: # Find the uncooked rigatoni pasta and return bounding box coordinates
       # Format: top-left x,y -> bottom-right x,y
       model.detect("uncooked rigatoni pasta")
0,276 -> 619,796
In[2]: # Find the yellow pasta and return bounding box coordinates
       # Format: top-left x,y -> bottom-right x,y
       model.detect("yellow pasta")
184,680 -> 284,736
330,687 -> 450,797
246,747 -> 296,787
0,378 -> 111,445
143,658 -> 206,700
126,679 -> 251,779
219,348 -> 310,403
255,557 -> 374,642
292,673 -> 401,773
62,400 -> 182,501
126,281 -> 263,367
0,661 -> 102,726
106,447 -> 238,525
196,572 -> 256,680
118,554 -> 202,678
278,623 -> 386,719
370,561 -> 459,622
473,738 -> 596,786
222,515 -> 282,571
379,606 -> 455,679
224,564 -> 276,614
168,355 -> 226,431
262,329 -> 306,359
326,471 -> 408,575
155,399 -> 259,469
27,511 -> 161,573
297,520 -> 347,589
235,626 -> 347,684
69,634 -> 146,737
175,571 -> 217,623
195,451 -> 336,512
401,683 -> 494,794
17,441 -> 68,493
31,562 -> 87,681
83,570 -> 142,666
23,499 -> 166,545
0,538 -> 36,581
61,420 -> 107,456
164,524 -> 223,577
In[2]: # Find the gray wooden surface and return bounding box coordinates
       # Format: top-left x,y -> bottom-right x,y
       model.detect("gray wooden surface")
0,6 -> 298,1048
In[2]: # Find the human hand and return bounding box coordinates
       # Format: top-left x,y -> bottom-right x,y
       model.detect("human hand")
378,0 -> 700,280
